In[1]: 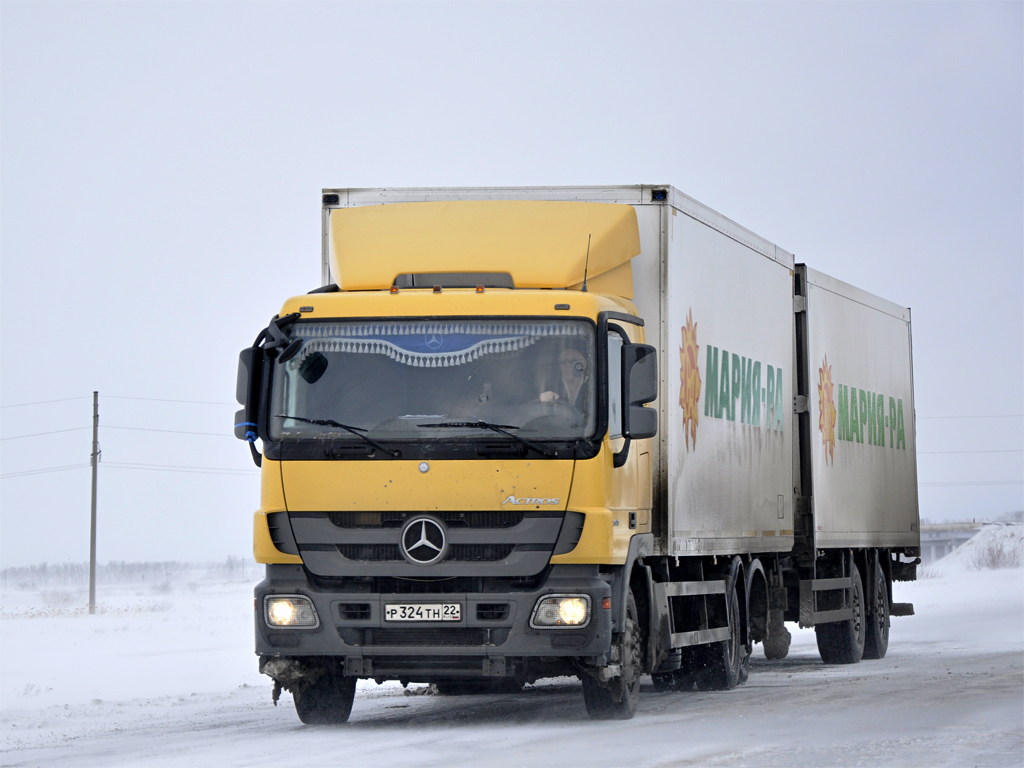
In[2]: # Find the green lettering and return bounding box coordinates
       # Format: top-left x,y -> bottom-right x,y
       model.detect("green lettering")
775,366 -> 784,431
766,365 -> 775,429
718,350 -> 731,420
858,388 -> 868,444
875,394 -> 885,446
704,347 -> 719,418
897,399 -> 906,449
740,357 -> 753,424
848,387 -> 860,442
836,384 -> 848,441
730,353 -> 741,422
867,390 -> 877,446
751,361 -> 762,427
888,396 -> 897,447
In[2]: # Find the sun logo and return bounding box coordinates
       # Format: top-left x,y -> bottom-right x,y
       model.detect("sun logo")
818,354 -> 837,465
679,309 -> 701,450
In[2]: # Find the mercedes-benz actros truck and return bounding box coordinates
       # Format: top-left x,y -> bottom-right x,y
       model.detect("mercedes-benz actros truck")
235,185 -> 920,723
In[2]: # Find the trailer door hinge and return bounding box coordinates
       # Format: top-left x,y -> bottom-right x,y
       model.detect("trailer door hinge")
793,395 -> 809,414
794,296 -> 807,313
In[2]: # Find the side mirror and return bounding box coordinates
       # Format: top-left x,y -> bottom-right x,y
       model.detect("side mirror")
234,347 -> 263,466
622,344 -> 657,440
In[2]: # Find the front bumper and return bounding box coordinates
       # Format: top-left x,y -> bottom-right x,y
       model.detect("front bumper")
255,563 -> 613,680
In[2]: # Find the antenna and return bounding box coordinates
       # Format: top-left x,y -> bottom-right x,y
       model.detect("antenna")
581,234 -> 592,293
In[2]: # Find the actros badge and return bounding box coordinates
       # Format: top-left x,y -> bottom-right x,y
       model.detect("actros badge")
399,516 -> 448,566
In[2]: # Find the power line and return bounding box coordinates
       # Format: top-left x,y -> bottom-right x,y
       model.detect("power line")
920,480 -> 1022,487
0,396 -> 90,409
103,462 -> 257,476
105,396 -> 234,406
0,427 -> 91,441
0,463 -> 91,479
918,415 -> 1023,420
104,425 -> 232,437
919,449 -> 1023,455
0,425 -> 232,440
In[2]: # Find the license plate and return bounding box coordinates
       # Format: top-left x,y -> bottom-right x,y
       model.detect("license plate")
384,603 -> 461,622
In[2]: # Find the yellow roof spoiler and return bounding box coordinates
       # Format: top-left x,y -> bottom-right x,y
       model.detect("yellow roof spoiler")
328,200 -> 641,299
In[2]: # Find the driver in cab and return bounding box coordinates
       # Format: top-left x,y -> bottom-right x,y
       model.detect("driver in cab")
540,344 -> 588,410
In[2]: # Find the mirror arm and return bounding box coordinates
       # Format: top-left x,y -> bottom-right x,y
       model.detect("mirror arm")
613,437 -> 631,468
247,439 -> 263,468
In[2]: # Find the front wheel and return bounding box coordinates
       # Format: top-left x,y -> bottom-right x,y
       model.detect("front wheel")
582,590 -> 641,720
292,666 -> 357,725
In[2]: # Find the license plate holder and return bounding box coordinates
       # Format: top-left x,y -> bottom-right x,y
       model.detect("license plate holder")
383,602 -> 461,622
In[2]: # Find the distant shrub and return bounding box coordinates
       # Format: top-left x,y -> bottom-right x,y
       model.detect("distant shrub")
971,542 -> 1023,570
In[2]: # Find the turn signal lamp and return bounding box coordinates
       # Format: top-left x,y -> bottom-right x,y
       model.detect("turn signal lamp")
530,594 -> 591,628
264,595 -> 320,629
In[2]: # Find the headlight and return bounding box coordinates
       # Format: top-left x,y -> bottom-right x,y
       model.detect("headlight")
264,595 -> 320,629
530,594 -> 591,628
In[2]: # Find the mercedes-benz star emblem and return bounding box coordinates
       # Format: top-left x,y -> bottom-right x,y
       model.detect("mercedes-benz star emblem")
400,516 -> 448,566
425,334 -> 443,351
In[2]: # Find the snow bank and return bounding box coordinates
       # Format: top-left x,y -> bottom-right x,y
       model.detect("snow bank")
922,522 -> 1024,577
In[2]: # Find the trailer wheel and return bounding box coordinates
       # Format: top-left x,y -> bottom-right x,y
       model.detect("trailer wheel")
582,590 -> 641,719
693,582 -> 743,691
292,667 -> 357,725
815,563 -> 866,665
863,562 -> 890,660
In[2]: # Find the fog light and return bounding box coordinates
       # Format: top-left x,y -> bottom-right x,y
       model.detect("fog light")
264,595 -> 319,629
530,594 -> 591,629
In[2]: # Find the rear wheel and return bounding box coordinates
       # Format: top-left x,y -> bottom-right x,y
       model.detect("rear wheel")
582,590 -> 641,720
693,582 -> 743,691
292,666 -> 356,725
863,560 -> 890,660
815,563 -> 866,665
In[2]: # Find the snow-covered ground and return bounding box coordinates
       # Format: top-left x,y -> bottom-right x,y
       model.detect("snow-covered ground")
2,531 -> 1022,768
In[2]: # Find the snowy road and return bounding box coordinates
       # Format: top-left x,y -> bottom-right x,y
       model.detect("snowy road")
3,561 -> 1022,767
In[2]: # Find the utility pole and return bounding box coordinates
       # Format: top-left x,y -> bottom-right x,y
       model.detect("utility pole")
89,391 -> 99,615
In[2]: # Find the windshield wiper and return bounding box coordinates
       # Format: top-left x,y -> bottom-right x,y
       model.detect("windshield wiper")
275,415 -> 400,458
417,421 -> 554,458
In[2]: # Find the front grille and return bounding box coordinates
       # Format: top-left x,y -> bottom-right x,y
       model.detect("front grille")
337,544 -> 400,562
337,543 -> 515,563
476,603 -> 510,621
327,510 -> 526,529
368,628 -> 487,647
338,603 -> 371,620
450,544 -> 514,562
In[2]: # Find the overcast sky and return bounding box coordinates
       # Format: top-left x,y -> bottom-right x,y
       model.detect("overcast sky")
1,1 -> 1021,567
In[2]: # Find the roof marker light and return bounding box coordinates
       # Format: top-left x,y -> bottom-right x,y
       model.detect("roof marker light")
433,285 -> 442,293
390,286 -> 399,294
476,285 -> 485,293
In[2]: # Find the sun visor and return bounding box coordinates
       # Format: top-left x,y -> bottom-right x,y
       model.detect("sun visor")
329,200 -> 641,298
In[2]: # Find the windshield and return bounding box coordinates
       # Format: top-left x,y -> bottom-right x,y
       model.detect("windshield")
269,318 -> 597,443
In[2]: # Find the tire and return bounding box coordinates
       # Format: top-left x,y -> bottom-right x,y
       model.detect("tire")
292,667 -> 357,725
815,563 -> 866,665
762,610 -> 792,660
582,590 -> 641,720
863,559 -> 890,660
692,582 -> 743,691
